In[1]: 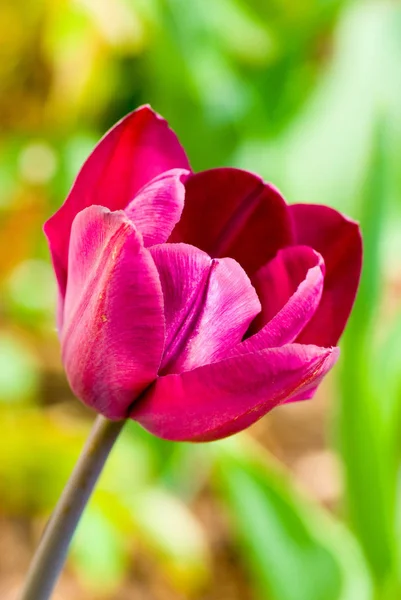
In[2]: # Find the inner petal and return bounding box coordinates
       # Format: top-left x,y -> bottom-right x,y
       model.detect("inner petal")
124,168 -> 189,247
228,246 -> 325,356
150,243 -> 261,375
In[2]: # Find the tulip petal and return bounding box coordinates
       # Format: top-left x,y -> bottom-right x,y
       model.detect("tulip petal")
131,345 -> 339,441
290,204 -> 362,346
125,169 -> 189,246
230,246 -> 325,354
44,105 -> 190,301
61,205 -> 165,419
150,243 -> 261,375
169,168 -> 294,276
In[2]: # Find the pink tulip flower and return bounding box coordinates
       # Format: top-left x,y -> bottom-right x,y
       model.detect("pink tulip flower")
45,105 -> 362,442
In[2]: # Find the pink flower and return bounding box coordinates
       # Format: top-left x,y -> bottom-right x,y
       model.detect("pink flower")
45,106 -> 362,442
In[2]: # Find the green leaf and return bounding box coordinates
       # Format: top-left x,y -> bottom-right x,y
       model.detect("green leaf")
372,310 -> 401,591
213,437 -> 373,600
338,117 -> 397,589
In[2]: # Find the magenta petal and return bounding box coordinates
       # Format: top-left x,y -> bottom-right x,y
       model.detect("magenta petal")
150,243 -> 261,374
231,246 -> 325,354
44,105 -> 190,301
61,206 -> 165,419
169,168 -> 294,276
290,204 -> 362,346
125,169 -> 189,246
130,345 -> 339,441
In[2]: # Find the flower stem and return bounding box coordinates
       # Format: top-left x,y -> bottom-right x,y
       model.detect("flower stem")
19,415 -> 125,600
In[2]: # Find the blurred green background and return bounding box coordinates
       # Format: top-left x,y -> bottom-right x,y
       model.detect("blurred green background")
1,0 -> 401,598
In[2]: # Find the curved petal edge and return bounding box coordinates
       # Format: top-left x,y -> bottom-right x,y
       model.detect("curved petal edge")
45,105 -> 190,301
130,344 -> 339,441
290,204 -> 362,347
61,205 -> 165,419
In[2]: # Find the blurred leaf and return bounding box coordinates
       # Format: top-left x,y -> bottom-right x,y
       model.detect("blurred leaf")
198,0 -> 274,65
71,504 -> 129,595
213,437 -> 373,600
338,117 -> 398,592
373,311 -> 401,589
159,442 -> 212,500
5,259 -> 56,323
0,138 -> 26,210
128,487 -> 210,592
236,1 -> 401,215
0,409 -> 85,513
0,161 -> 18,209
125,423 -> 213,501
0,333 -> 39,403
374,312 -> 401,433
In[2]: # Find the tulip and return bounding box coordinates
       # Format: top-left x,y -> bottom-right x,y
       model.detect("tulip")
45,105 -> 362,442
21,106 -> 363,600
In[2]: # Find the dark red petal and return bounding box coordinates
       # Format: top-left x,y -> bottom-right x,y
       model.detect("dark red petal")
290,204 -> 362,346
169,168 -> 294,276
45,105 -> 190,302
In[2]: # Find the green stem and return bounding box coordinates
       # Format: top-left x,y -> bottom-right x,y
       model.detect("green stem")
19,415 -> 125,600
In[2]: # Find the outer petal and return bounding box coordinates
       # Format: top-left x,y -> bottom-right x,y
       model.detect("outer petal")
230,246 -> 325,354
130,345 -> 339,442
169,168 -> 294,276
150,243 -> 261,375
125,169 -> 189,247
290,204 -> 362,346
45,105 -> 190,301
61,206 -> 165,419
